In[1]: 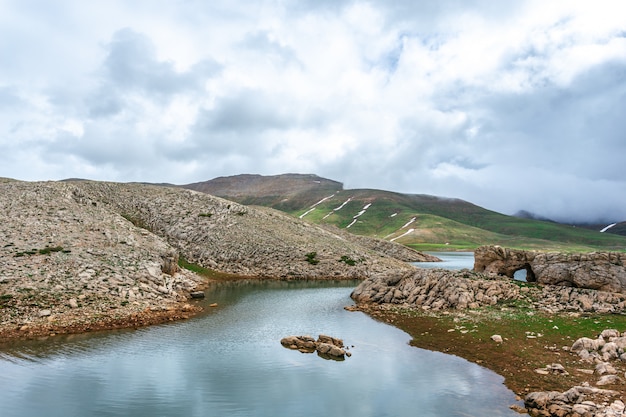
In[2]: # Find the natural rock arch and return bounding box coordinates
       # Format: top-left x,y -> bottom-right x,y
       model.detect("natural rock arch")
474,245 -> 626,293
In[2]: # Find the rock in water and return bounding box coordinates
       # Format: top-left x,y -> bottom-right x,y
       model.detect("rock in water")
281,335 -> 348,359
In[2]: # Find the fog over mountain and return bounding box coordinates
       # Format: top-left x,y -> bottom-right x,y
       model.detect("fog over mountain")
1,1 -> 625,223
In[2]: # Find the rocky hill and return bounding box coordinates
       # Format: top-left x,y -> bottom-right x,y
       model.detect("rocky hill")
0,179 -> 427,340
183,173 -> 342,210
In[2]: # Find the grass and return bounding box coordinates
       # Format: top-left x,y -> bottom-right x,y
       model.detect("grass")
177,257 -> 251,281
305,252 -> 319,265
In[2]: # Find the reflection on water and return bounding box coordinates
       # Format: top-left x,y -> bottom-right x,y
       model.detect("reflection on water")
0,280 -> 522,417
413,251 -> 475,270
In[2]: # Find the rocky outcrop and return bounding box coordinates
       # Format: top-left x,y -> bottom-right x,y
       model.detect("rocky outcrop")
524,385 -> 624,417
350,268 -> 521,310
0,181 -> 206,339
350,265 -> 626,314
523,328 -> 626,416
532,286 -> 626,313
474,245 -> 626,293
280,334 -> 349,360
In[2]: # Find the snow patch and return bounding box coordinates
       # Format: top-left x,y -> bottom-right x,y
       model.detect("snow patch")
299,208 -> 316,219
309,193 -> 336,208
401,217 -> 416,229
346,219 -> 358,228
390,229 -> 414,242
600,223 -> 617,233
333,198 -> 352,211
352,203 -> 372,219
390,213 -> 398,217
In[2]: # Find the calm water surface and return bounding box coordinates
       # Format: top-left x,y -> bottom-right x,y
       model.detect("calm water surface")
0,280 -> 521,416
413,251 -> 475,270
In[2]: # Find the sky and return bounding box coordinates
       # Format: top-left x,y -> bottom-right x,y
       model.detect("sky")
1,0 -> 625,223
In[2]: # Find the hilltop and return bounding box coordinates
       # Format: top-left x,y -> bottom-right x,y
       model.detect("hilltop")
183,174 -> 626,252
0,179 -> 428,340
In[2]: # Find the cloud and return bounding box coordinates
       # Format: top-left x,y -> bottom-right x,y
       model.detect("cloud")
1,0 -> 625,223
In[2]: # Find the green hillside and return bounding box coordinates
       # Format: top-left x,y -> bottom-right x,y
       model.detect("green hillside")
182,175 -> 626,252
287,189 -> 626,251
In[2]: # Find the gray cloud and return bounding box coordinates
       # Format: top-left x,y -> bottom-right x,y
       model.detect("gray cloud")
1,0 -> 625,223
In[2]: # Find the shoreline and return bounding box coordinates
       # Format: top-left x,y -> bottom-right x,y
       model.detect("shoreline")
356,304 -> 626,412
0,302 -> 203,344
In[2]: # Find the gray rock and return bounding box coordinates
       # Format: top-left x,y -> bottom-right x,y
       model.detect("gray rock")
281,335 -> 348,359
474,245 -> 626,293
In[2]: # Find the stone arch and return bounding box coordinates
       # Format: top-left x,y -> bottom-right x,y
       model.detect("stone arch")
512,263 -> 536,282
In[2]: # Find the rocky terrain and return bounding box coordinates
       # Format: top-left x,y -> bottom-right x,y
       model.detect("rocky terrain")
475,245 -> 626,293
351,246 -> 626,416
524,328 -> 626,416
0,179 -> 425,340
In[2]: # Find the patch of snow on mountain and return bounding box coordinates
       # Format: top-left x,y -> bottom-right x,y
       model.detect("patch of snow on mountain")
390,213 -> 398,217
299,207 -> 316,219
600,223 -> 617,233
353,203 -> 372,219
333,198 -> 352,211
309,193 -> 337,208
401,217 -> 416,229
390,229 -> 414,242
346,219 -> 358,228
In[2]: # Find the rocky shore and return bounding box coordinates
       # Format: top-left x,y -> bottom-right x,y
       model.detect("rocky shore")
351,246 -> 626,416
0,179 -> 426,341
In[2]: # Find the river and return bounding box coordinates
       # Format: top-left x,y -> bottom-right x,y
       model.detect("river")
0,258 -> 522,416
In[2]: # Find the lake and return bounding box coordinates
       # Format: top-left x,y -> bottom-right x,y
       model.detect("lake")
413,251 -> 475,270
0,278 -> 522,416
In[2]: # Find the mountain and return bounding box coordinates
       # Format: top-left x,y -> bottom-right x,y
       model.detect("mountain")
182,174 -> 626,252
512,210 -> 556,223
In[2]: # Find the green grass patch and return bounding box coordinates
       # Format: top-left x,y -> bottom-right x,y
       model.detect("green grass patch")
338,255 -> 357,266
305,252 -> 319,265
38,246 -> 65,255
178,257 -> 249,281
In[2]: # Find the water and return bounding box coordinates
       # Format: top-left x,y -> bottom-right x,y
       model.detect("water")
413,251 -> 475,270
415,251 -> 528,281
0,280 -> 521,417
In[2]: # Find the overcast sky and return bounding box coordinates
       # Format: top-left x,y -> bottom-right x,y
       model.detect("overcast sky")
1,0 -> 625,223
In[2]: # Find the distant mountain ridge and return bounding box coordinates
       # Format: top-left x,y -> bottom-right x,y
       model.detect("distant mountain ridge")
181,174 -> 626,251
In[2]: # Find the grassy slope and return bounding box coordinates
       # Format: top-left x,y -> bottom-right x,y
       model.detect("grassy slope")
290,189 -> 626,252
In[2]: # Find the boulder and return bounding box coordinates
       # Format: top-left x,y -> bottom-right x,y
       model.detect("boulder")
281,334 -> 348,359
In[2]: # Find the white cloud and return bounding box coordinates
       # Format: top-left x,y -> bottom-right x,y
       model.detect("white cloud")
1,0 -> 625,222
